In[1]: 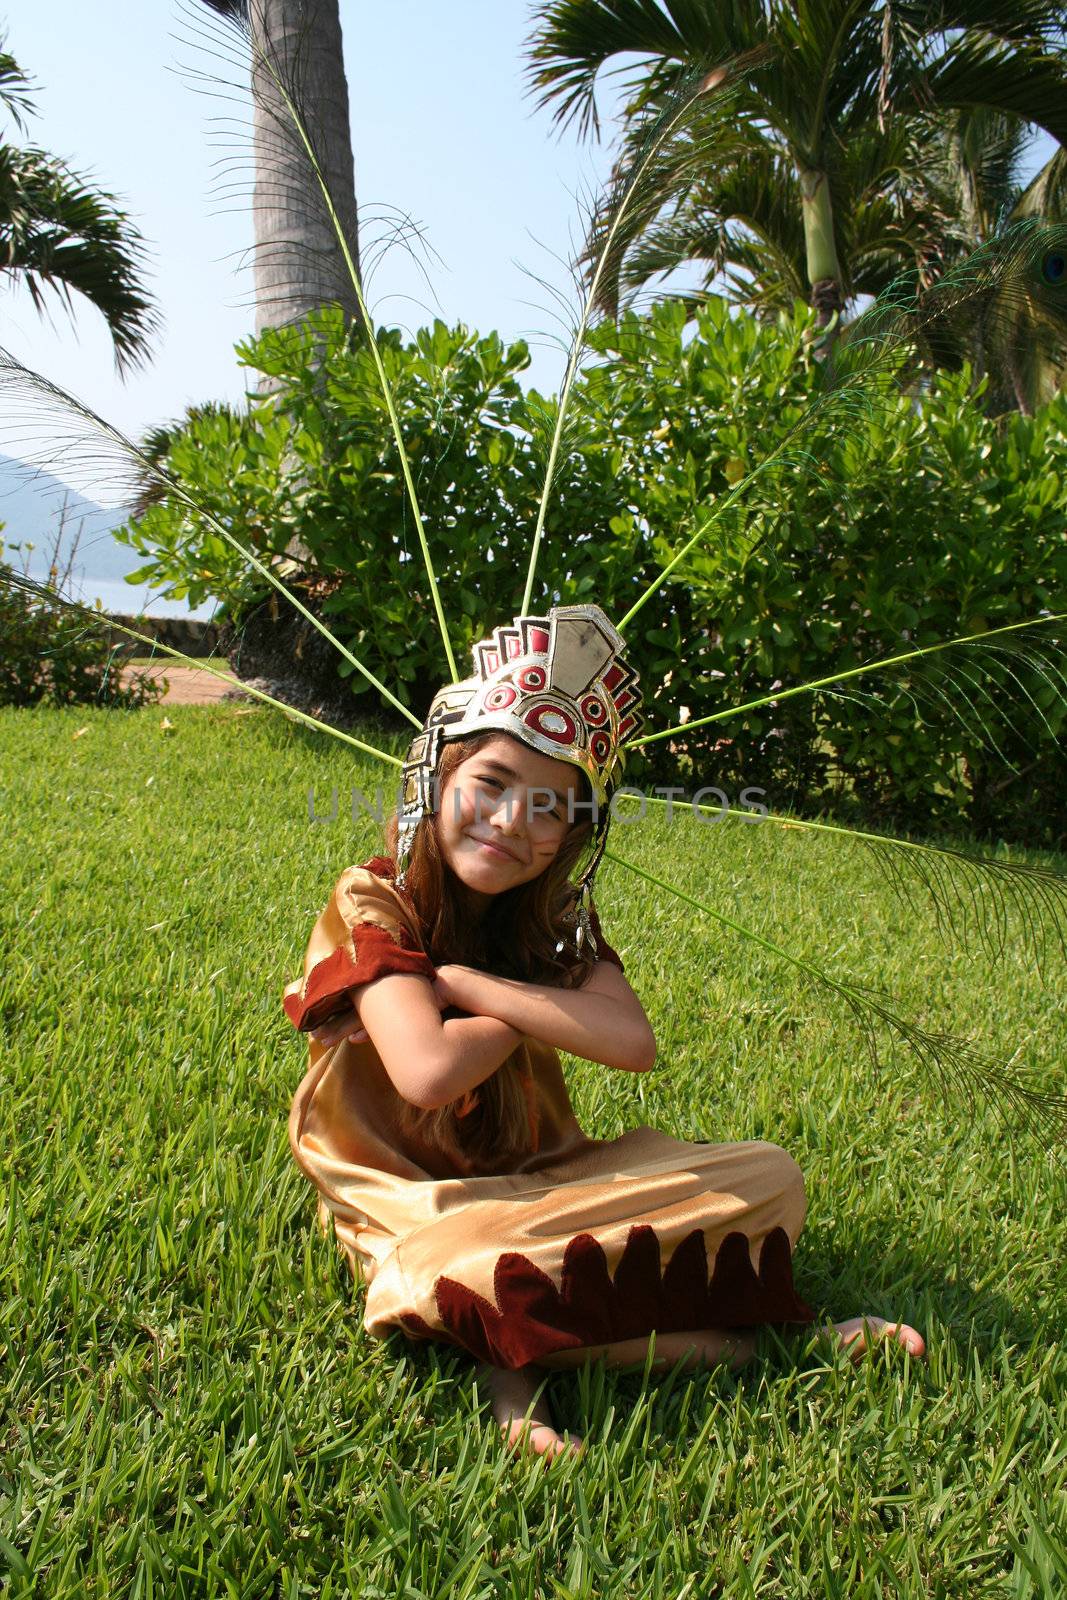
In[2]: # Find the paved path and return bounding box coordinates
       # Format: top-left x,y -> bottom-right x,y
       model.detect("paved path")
122,663 -> 245,705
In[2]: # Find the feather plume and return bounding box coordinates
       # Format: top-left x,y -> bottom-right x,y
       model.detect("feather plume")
628,614 -> 1067,752
831,219 -> 1067,414
0,344 -> 422,729
624,618 -> 1067,987
619,794 -> 1067,979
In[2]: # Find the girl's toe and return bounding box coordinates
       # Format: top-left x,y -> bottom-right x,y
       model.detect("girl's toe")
892,1323 -> 926,1357
830,1316 -> 926,1361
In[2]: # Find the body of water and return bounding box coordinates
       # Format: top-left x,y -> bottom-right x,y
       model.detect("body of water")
26,570 -> 222,622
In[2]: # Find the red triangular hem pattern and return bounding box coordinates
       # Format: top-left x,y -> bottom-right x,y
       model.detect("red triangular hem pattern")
397,1223 -> 812,1370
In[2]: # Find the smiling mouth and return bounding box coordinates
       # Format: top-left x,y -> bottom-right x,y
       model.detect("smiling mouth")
469,836 -> 521,863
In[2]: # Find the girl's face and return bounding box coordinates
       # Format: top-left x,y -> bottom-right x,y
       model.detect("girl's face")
436,734 -> 586,907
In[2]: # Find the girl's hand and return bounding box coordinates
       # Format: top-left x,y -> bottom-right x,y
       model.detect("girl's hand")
433,963 -> 480,1012
309,1005 -> 369,1048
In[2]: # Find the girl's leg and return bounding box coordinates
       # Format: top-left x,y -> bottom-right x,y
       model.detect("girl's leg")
479,1315 -> 925,1464
534,1326 -> 756,1376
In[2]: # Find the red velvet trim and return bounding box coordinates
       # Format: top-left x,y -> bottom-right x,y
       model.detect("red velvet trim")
398,1312 -> 437,1343
284,923 -> 436,1031
397,1224 -> 812,1370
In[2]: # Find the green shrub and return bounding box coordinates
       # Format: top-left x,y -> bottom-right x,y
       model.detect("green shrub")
582,302 -> 1067,844
117,313 -> 678,715
0,546 -> 163,710
114,303 -> 1067,844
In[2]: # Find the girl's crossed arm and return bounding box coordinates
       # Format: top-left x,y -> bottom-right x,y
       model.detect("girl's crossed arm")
315,972 -> 524,1111
309,961 -> 656,1111
434,961 -> 657,1077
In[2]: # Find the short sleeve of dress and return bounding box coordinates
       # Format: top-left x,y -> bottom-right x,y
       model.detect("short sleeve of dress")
282,857 -> 436,1032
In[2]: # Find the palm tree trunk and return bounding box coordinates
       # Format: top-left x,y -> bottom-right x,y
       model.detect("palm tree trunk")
249,0 -> 361,336
798,167 -> 844,326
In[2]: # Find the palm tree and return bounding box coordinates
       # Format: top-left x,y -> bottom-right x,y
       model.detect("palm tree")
526,1 -> 1067,325
200,0 -> 362,334
594,104 -> 954,319
917,109 -> 1067,409
0,42 -> 158,373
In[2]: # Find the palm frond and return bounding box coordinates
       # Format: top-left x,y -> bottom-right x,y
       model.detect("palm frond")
525,0 -> 705,140
606,847 -> 1067,1153
0,144 -> 159,375
1015,146 -> 1067,222
609,126 -> 809,310
0,344 -> 423,729
519,58 -> 754,614
922,29 -> 1067,150
0,568 -> 402,768
0,42 -> 37,131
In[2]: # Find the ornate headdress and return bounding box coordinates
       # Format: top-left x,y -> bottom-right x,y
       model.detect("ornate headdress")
395,603 -> 644,955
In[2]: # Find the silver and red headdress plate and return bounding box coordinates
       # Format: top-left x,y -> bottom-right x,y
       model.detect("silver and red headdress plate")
395,605 -> 644,884
415,603 -> 641,796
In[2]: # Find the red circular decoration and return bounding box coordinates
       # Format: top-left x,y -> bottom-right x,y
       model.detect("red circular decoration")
517,665 -> 547,692
484,684 -> 518,711
581,694 -> 607,726
590,730 -> 612,764
524,703 -> 578,744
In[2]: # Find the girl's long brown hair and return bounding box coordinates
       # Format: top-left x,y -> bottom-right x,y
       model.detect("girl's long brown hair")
383,730 -> 596,1170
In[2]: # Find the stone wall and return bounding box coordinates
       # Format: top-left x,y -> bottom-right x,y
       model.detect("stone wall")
107,613 -> 223,658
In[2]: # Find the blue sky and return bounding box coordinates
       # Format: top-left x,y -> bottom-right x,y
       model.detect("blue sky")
1,1 -> 624,448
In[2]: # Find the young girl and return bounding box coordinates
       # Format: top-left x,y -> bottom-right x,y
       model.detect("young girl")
284,605 -> 924,1460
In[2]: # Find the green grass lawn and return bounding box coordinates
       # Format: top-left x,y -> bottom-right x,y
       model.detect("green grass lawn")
2,702 -> 1065,1598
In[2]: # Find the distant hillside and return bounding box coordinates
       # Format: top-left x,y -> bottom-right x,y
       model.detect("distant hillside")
0,454 -> 218,618
0,453 -> 139,582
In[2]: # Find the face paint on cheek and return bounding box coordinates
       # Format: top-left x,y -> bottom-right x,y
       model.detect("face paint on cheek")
533,825 -> 567,859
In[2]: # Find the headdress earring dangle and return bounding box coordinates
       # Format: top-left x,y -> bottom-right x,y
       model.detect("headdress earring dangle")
393,604 -> 644,957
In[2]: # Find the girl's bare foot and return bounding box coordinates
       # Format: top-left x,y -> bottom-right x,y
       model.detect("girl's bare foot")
477,1361 -> 583,1460
828,1316 -> 926,1362
478,1329 -> 753,1459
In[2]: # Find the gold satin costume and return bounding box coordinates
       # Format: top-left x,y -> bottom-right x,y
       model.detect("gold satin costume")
285,858 -> 812,1371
